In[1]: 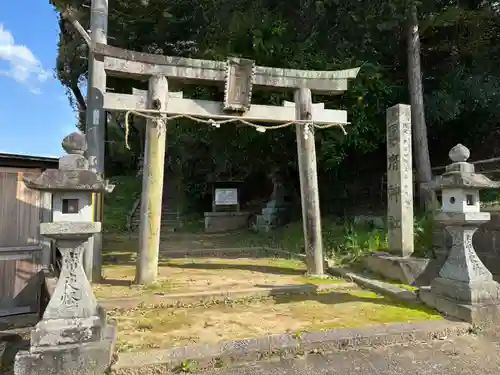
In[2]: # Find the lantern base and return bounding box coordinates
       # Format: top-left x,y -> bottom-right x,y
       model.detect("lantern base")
14,321 -> 116,375
420,286 -> 500,326
431,276 -> 500,304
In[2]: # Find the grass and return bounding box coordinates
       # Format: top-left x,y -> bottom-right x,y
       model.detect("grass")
96,205 -> 440,355
297,276 -> 345,284
98,215 -> 426,296
100,175 -> 433,299
109,288 -> 442,352
94,256 -> 348,300
165,257 -> 304,269
392,282 -> 418,292
101,174 -> 434,261
160,218 -> 388,262
102,213 -> 434,264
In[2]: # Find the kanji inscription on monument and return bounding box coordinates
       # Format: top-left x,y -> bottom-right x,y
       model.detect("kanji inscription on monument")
223,57 -> 255,112
386,104 -> 414,257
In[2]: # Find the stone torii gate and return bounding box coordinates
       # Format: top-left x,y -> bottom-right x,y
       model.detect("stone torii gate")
94,43 -> 359,284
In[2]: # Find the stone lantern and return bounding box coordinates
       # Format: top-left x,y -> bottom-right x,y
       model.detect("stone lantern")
14,132 -> 116,375
420,144 -> 500,324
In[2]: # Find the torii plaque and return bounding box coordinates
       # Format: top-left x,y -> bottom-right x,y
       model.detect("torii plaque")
223,57 -> 255,112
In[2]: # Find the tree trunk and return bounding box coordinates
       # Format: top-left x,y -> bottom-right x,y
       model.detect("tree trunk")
407,3 -> 437,211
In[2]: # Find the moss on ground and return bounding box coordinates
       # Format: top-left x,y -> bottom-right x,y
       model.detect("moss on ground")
102,175 -> 434,262
109,287 -> 442,352
297,276 -> 344,284
94,257 -> 344,299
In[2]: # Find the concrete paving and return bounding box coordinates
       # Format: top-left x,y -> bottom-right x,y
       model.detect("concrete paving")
196,335 -> 500,375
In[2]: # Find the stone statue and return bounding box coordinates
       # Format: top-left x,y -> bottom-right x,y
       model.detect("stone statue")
255,167 -> 291,232
269,167 -> 286,205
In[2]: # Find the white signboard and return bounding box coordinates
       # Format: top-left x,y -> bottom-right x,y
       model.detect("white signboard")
215,188 -> 238,205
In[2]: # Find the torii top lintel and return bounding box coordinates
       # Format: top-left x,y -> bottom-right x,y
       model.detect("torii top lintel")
94,44 -> 360,95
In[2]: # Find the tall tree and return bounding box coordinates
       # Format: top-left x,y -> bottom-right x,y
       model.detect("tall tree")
407,1 -> 436,210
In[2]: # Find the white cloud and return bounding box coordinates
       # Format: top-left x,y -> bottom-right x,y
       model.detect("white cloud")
0,24 -> 50,93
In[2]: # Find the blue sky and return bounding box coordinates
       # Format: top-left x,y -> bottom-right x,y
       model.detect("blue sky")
0,1 -> 77,157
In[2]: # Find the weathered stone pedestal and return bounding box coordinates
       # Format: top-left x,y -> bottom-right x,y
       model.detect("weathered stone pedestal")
14,132 -> 116,375
419,144 -> 500,325
15,224 -> 116,375
420,213 -> 500,323
204,211 -> 251,233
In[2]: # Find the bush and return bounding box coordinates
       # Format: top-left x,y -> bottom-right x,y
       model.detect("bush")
330,223 -> 388,265
271,217 -> 387,264
274,213 -> 434,265
413,213 -> 434,258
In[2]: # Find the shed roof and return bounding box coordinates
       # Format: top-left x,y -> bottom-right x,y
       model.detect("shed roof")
0,153 -> 59,170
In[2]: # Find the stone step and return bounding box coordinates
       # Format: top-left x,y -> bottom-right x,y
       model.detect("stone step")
162,220 -> 179,226
131,214 -> 179,220
129,176 -> 182,231
130,213 -> 179,222
160,213 -> 178,218
131,208 -> 178,214
161,224 -> 180,229
130,223 -> 179,228
160,208 -> 179,213
130,216 -> 180,222
130,222 -> 180,227
130,219 -> 179,225
131,210 -> 178,216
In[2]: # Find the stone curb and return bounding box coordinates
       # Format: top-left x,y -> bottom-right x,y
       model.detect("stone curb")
326,264 -> 419,304
103,247 -> 306,261
111,319 -> 471,374
99,282 -> 357,310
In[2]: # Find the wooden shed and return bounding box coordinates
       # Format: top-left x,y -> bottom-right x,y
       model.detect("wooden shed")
0,153 -> 58,318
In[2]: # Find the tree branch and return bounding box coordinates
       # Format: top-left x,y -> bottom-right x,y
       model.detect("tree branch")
71,84 -> 86,111
61,7 -> 91,46
70,84 -> 86,130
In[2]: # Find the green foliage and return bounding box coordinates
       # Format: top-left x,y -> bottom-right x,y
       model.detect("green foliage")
413,213 -> 434,257
480,189 -> 500,206
103,175 -> 142,232
174,359 -> 198,374
266,218 -> 387,263
331,223 -> 388,265
51,0 -> 500,212
270,213 -> 434,264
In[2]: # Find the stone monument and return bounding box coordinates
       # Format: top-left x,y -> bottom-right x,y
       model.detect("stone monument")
419,144 -> 500,325
360,105 -> 423,286
386,104 -> 414,257
204,181 -> 250,233
14,132 -> 117,375
255,168 -> 292,232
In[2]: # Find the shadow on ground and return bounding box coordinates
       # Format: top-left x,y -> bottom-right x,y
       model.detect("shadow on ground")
164,262 -> 304,276
96,279 -> 134,287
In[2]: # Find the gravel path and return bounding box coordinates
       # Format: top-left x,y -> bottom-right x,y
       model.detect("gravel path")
194,335 -> 500,375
